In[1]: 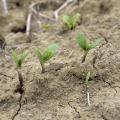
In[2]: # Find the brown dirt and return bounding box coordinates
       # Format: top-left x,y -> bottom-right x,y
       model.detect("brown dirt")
0,0 -> 120,120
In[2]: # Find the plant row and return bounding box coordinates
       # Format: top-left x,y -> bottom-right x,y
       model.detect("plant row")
12,13 -> 101,106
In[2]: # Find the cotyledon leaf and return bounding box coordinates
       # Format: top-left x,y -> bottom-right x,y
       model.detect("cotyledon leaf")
77,32 -> 88,50
42,44 -> 59,63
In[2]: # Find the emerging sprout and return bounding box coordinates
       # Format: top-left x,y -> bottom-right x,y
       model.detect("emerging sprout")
41,24 -> 51,30
12,50 -> 28,94
12,50 -> 28,69
35,44 -> 59,73
85,71 -> 91,106
77,32 -> 101,63
62,13 -> 80,30
85,71 -> 91,85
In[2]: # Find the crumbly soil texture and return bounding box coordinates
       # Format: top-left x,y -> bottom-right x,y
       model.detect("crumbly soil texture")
0,0 -> 120,120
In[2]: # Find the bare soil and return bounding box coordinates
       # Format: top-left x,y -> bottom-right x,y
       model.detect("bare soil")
0,0 -> 120,120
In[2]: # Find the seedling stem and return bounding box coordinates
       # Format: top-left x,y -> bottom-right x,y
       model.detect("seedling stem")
12,50 -> 28,93
77,32 -> 101,63
82,51 -> 88,63
41,63 -> 45,73
85,71 -> 91,106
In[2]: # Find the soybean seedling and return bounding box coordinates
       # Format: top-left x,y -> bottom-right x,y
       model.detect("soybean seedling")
77,32 -> 101,63
62,13 -> 80,30
12,50 -> 28,93
35,44 -> 59,73
41,24 -> 51,30
85,71 -> 91,106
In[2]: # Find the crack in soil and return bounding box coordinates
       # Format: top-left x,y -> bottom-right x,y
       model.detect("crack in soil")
91,36 -> 120,95
101,76 -> 118,95
93,58 -> 118,95
11,92 -> 23,120
68,101 -> 81,119
12,70 -> 24,120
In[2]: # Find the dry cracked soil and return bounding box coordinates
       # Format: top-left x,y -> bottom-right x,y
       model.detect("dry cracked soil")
0,0 -> 120,120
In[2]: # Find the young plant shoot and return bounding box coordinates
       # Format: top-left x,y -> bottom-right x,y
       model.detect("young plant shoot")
12,50 -> 28,93
35,44 -> 59,73
85,71 -> 91,106
62,13 -> 80,30
77,32 -> 101,63
41,23 -> 51,30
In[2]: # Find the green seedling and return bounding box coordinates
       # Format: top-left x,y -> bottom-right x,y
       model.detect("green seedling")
62,13 -> 80,30
85,71 -> 91,106
35,44 -> 59,73
85,71 -> 91,85
12,50 -> 28,94
77,32 -> 101,63
12,50 -> 28,69
41,23 -> 51,30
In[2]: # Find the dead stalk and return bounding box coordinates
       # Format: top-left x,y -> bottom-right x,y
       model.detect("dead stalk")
31,7 -> 55,21
26,2 -> 56,36
26,0 -> 77,36
54,0 -> 74,20
26,11 -> 32,36
26,0 -> 79,36
87,92 -> 91,106
2,0 -> 8,15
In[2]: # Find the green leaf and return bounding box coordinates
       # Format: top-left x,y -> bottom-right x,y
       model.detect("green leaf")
42,24 -> 51,30
90,39 -> 101,49
12,51 -> 19,67
85,72 -> 91,85
12,50 -> 28,68
73,13 -> 80,27
77,32 -> 101,52
35,48 -> 43,64
62,13 -> 80,30
18,51 -> 28,67
62,15 -> 73,29
74,13 -> 80,22
77,32 -> 89,51
35,44 -> 59,65
77,32 -> 101,63
42,44 -> 59,63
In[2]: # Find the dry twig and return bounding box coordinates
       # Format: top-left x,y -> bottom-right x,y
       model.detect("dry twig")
26,2 -> 55,36
2,0 -> 8,15
54,0 -> 74,20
